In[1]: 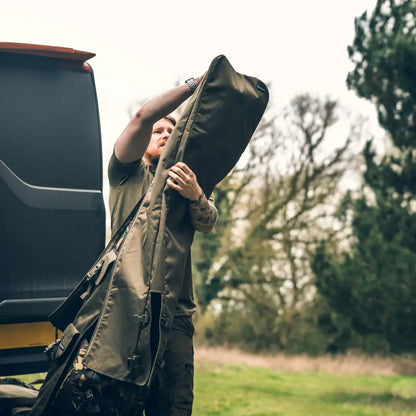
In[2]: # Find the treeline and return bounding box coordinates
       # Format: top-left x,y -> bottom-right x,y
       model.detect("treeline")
192,0 -> 416,356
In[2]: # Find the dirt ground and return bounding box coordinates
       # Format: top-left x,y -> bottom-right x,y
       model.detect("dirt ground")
194,345 -> 416,376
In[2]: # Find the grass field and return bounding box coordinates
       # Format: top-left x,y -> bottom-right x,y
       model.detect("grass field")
10,347 -> 416,415
193,347 -> 416,416
194,365 -> 416,415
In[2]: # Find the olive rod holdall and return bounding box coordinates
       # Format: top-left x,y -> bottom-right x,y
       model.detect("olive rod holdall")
30,54 -> 269,415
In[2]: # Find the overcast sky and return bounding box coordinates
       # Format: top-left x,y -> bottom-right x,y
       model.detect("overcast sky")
1,0 -> 380,208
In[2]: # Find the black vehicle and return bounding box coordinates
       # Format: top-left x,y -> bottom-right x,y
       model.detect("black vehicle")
0,43 -> 105,377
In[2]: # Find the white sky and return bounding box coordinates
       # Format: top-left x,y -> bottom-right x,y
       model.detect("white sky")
1,0 -> 381,218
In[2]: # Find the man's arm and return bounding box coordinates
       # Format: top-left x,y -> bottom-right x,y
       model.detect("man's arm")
114,77 -> 202,163
188,192 -> 218,233
167,162 -> 218,233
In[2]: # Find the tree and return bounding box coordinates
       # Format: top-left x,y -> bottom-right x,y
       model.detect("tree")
347,0 -> 416,149
196,94 -> 359,352
192,103 -> 277,312
313,0 -> 416,353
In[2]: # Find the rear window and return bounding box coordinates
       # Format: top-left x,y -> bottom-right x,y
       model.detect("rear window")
0,53 -> 102,190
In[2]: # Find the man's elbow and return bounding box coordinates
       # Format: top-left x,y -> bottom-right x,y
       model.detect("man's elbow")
194,216 -> 217,234
199,225 -> 215,234
132,106 -> 153,127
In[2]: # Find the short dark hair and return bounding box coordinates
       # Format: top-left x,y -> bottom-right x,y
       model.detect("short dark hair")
164,114 -> 176,126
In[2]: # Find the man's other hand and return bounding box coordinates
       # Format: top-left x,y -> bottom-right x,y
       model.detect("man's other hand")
167,162 -> 202,201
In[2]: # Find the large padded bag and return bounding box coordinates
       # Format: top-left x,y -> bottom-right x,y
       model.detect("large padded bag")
30,54 -> 268,416
0,380 -> 38,416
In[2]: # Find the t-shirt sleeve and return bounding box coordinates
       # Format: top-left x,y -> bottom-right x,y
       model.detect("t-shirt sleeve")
108,151 -> 144,187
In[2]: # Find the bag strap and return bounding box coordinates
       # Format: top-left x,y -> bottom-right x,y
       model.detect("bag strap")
85,193 -> 145,279
110,193 -> 145,246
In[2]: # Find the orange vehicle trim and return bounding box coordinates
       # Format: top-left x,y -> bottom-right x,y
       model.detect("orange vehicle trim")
0,42 -> 95,62
0,322 -> 59,350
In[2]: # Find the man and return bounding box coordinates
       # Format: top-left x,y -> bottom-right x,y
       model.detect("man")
30,56 -> 267,416
108,76 -> 217,416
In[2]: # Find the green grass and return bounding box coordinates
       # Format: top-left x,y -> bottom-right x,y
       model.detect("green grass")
193,365 -> 416,416
6,362 -> 416,415
11,373 -> 46,385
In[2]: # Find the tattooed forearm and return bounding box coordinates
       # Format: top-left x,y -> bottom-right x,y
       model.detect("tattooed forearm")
189,192 -> 218,233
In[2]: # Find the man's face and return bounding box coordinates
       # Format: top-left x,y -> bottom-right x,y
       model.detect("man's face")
144,118 -> 174,165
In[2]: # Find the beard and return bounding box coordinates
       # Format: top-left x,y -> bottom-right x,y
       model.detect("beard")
144,146 -> 162,166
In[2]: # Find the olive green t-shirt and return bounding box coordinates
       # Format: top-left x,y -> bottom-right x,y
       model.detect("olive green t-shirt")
108,153 -> 196,316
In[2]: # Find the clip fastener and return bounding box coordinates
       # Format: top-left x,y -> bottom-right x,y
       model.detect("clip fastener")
134,311 -> 150,325
127,354 -> 141,367
85,389 -> 94,400
160,315 -> 170,329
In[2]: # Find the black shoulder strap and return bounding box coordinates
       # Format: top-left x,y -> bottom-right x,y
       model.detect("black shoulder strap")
109,193 -> 145,247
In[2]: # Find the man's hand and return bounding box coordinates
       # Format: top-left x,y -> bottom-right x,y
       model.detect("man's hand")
167,162 -> 202,200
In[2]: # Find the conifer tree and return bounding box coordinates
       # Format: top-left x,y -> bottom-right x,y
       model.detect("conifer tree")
313,0 -> 416,353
